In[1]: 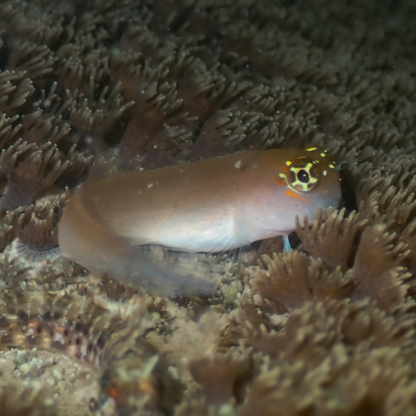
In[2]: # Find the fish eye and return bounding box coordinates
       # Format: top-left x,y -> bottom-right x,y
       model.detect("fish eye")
297,169 -> 310,183
279,157 -> 320,193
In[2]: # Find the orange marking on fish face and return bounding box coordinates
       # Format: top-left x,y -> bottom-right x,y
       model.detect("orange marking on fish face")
285,189 -> 308,202
274,177 -> 286,187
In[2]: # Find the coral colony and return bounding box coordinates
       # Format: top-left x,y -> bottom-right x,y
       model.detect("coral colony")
0,0 -> 416,415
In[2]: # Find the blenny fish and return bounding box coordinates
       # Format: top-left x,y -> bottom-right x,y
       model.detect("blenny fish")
58,147 -> 342,295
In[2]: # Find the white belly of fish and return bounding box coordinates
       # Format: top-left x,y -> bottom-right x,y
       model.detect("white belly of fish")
124,212 -> 239,253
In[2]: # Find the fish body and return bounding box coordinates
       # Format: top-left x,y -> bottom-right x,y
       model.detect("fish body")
58,148 -> 341,294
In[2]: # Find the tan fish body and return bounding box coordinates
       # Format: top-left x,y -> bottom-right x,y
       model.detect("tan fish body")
58,148 -> 341,295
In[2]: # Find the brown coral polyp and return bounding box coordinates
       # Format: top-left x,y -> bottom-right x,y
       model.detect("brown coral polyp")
0,139 -> 69,210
